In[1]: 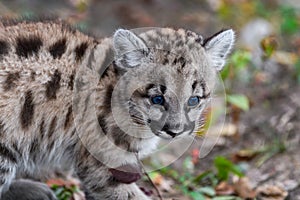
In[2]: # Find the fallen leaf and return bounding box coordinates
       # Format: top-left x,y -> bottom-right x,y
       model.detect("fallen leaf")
231,149 -> 258,162
273,51 -> 298,66
256,184 -> 288,200
148,172 -> 164,185
215,181 -> 235,196
233,177 -> 256,198
220,123 -> 238,137
260,35 -> 278,58
46,178 -> 66,187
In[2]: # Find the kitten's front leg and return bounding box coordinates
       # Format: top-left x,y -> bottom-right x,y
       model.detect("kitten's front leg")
76,152 -> 151,200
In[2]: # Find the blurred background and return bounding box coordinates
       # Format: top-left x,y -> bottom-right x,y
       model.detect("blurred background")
1,0 -> 300,199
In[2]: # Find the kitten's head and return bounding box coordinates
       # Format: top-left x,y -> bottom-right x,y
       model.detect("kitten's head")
111,28 -> 234,139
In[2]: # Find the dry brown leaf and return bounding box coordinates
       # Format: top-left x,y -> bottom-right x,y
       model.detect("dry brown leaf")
231,149 -> 258,162
273,51 -> 298,66
220,123 -> 238,137
46,178 -> 67,187
215,181 -> 235,196
256,184 -> 288,200
233,177 -> 256,198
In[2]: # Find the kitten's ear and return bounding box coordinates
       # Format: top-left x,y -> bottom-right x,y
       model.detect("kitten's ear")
113,29 -> 148,68
203,29 -> 235,71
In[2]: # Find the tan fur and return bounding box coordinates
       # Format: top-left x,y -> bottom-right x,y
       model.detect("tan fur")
0,19 -> 234,200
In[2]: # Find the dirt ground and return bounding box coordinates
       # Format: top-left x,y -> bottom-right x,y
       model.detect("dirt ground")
1,0 -> 299,199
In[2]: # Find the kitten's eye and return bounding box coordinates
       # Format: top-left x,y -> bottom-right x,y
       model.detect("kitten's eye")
151,95 -> 164,105
188,96 -> 200,107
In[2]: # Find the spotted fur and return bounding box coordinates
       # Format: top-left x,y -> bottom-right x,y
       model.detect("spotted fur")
0,19 -> 234,200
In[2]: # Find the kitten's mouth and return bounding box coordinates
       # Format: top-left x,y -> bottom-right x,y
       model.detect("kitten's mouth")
154,129 -> 193,139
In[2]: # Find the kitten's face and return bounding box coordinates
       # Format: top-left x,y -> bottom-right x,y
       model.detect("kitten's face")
130,68 -> 213,139
112,28 -> 234,139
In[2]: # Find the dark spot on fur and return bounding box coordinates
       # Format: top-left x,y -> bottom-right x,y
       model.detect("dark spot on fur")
16,35 -> 43,58
0,40 -> 9,57
97,115 -> 107,135
101,63 -> 116,78
103,85 -> 113,113
192,81 -> 198,91
0,143 -> 17,163
186,30 -> 193,37
48,116 -> 57,139
129,105 -> 146,126
64,105 -> 73,131
195,36 -> 203,43
68,72 -> 75,90
101,66 -> 110,78
29,138 -> 39,156
39,118 -> 45,137
160,85 -> 166,94
111,126 -> 131,150
162,58 -> 169,65
75,42 -> 88,62
0,121 -> 4,137
145,84 -> 155,91
3,72 -> 20,91
178,57 -> 186,68
49,38 -> 67,59
199,81 -> 210,99
20,90 -> 34,129
130,118 -> 145,125
111,126 -> 139,152
173,58 -> 178,65
30,71 -> 36,81
46,69 -> 61,100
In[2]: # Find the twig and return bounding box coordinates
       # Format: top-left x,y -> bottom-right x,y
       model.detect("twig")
135,153 -> 163,200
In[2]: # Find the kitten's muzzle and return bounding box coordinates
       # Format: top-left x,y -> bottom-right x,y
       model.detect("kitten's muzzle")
160,123 -> 194,138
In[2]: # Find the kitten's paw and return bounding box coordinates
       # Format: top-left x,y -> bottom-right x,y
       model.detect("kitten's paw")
1,179 -> 57,200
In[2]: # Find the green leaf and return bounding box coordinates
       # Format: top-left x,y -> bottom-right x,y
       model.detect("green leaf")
230,50 -> 251,69
183,156 -> 194,172
295,59 -> 300,84
227,94 -> 250,111
189,191 -> 206,200
280,6 -> 299,35
221,63 -> 230,80
214,156 -> 244,181
192,170 -> 214,183
54,187 -> 65,196
198,186 -> 216,197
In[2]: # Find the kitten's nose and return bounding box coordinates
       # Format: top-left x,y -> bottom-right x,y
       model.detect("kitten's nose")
162,123 -> 183,138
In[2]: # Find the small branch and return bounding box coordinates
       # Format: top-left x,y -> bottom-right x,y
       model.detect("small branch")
135,153 -> 163,200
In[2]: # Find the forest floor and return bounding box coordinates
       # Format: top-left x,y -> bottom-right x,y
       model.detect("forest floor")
1,0 -> 300,199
